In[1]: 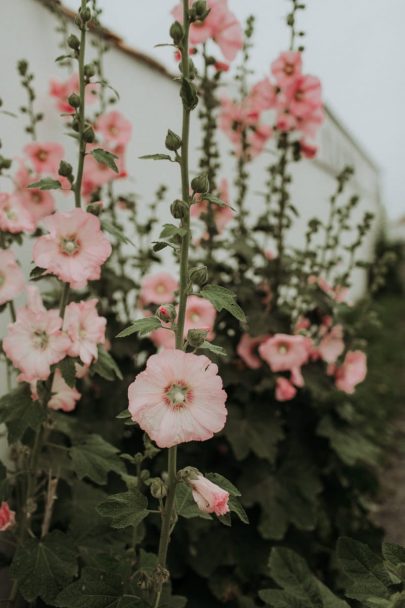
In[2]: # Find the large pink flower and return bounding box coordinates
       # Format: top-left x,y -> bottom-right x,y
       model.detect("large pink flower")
248,78 -> 279,113
0,193 -> 35,234
189,474 -> 230,516
172,0 -> 243,61
285,74 -> 323,119
271,51 -> 303,87
0,250 -> 25,305
3,286 -> 70,383
237,334 -> 267,370
24,142 -> 64,175
14,162 -> 55,223
48,369 -> 81,413
0,502 -> 15,532
64,299 -> 106,365
259,334 -> 310,373
335,350 -> 367,394
33,209 -> 112,287
49,73 -> 98,114
319,324 -> 345,364
95,111 -> 132,147
140,272 -> 179,306
128,350 -> 227,448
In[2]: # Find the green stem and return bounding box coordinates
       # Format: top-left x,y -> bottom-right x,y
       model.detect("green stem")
74,0 -> 88,209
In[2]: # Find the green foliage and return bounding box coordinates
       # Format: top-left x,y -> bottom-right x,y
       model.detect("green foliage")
92,346 -> 123,381
0,385 -> 46,442
117,316 -> 162,338
69,434 -> 126,485
199,284 -> 246,322
91,148 -> 119,172
28,177 -> 62,190
97,488 -> 149,529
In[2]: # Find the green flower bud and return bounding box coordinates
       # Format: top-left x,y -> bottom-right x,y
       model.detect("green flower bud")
67,34 -> 80,51
189,266 -> 208,286
17,60 -> 28,76
187,328 -> 208,348
170,199 -> 188,219
191,173 -> 209,193
140,469 -> 150,482
177,466 -> 199,482
134,452 -> 144,465
150,479 -> 167,500
169,20 -> 184,45
79,6 -> 92,22
165,129 -> 182,151
156,304 -> 176,323
194,0 -> 208,18
58,160 -> 73,178
67,93 -> 80,109
83,124 -> 95,143
84,63 -> 96,79
86,202 -> 102,216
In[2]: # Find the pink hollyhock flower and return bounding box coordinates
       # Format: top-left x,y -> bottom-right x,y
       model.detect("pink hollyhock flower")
189,474 -> 230,515
24,142 -> 64,175
95,111 -> 132,147
128,350 -> 227,448
319,324 -> 345,364
64,299 -> 106,365
249,123 -> 273,157
300,138 -> 318,159
296,106 -> 324,139
191,178 -> 234,233
0,193 -> 35,234
140,272 -> 179,306
259,334 -> 309,373
48,369 -> 81,413
248,78 -> 278,112
33,209 -> 112,287
275,377 -> 297,401
14,163 -> 55,223
237,334 -> 267,370
219,97 -> 272,159
0,502 -> 16,532
271,51 -> 303,87
276,111 -> 297,133
0,250 -> 25,305
3,286 -> 70,383
285,74 -> 323,119
82,144 -> 127,197
172,0 -> 243,61
49,73 -> 98,114
335,350 -> 367,394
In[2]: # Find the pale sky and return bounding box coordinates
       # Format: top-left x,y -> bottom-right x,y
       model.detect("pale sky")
64,0 -> 405,219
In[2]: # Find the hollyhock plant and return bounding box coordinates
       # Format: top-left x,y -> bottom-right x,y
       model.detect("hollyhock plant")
0,249 -> 25,305
0,502 -> 16,532
3,286 -> 70,383
64,299 -> 106,365
128,350 -> 227,448
259,333 -> 310,374
237,333 -> 267,370
172,0 -> 243,61
140,272 -> 179,306
95,111 -> 132,147
189,474 -> 230,515
335,350 -> 367,394
24,142 -> 64,175
0,193 -> 35,234
33,208 -> 112,287
275,376 -> 297,401
48,369 -> 81,413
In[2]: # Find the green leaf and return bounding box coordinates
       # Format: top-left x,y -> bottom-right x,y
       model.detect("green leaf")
317,416 -> 380,466
383,543 -> 405,569
206,473 -> 241,497
0,385 -> 46,442
116,409 -> 132,420
92,346 -> 123,381
229,496 -> 249,524
29,265 -> 47,281
96,488 -> 148,529
28,177 -> 61,190
175,483 -> 211,520
200,284 -> 246,322
57,357 -> 76,388
201,193 -> 232,209
10,531 -> 78,602
55,567 -> 143,608
101,220 -> 135,246
91,148 -> 119,173
337,537 -> 393,602
0,461 -> 9,501
139,153 -> 173,161
69,434 -> 126,485
116,316 -> 162,338
199,340 -> 228,357
159,223 -> 187,240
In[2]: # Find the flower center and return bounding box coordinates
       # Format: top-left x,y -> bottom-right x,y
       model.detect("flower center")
4,206 -> 16,221
32,329 -> 49,351
60,235 -> 80,256
109,125 -> 119,136
284,62 -> 294,75
37,149 -> 49,162
0,272 -> 5,288
190,312 -> 200,323
31,191 -> 43,203
295,90 -> 304,101
278,344 -> 289,355
164,381 -> 192,410
156,284 -> 166,294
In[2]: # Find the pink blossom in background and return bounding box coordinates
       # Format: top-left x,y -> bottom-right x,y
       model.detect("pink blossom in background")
275,112 -> 297,133
0,502 -> 15,532
0,193 -> 35,234
95,111 -> 132,147
191,178 -> 234,233
82,144 -> 127,197
140,272 -> 179,306
47,369 -> 82,413
285,74 -> 323,119
172,0 -> 243,61
335,350 -> 367,394
3,286 -> 70,383
248,123 -> 273,157
24,142 -> 64,175
189,474 -> 230,515
237,334 -> 267,370
64,299 -> 106,365
128,350 -> 227,448
33,209 -> 111,287
259,333 -> 310,374
248,78 -> 278,113
14,162 -> 55,223
0,250 -> 25,305
49,73 -> 98,114
275,377 -> 297,401
271,51 -> 303,87
219,97 -> 272,159
299,139 -> 318,159
319,324 -> 345,364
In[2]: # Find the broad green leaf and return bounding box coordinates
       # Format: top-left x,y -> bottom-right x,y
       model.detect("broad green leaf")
383,543 -> 405,572
229,496 -> 249,524
92,347 -> 123,380
10,531 -> 78,602
317,416 -> 380,466
70,434 -> 126,485
116,316 -> 162,338
259,588 -> 308,608
57,357 -> 76,388
0,385 -> 46,442
97,488 -> 148,529
139,153 -> 173,161
199,340 -> 228,357
200,284 -> 246,322
201,193 -> 232,209
159,223 -> 187,240
91,148 -> 119,173
28,177 -> 61,190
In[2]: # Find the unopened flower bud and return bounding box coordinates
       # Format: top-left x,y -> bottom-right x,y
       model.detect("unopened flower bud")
177,466 -> 199,482
84,63 -> 96,79
58,160 -> 73,178
140,470 -> 150,482
68,93 -> 80,109
150,479 -> 167,500
86,202 -> 103,216
170,21 -> 184,45
189,266 -> 208,286
187,328 -> 208,348
67,34 -> 80,51
156,304 -> 176,323
79,6 -> 92,22
83,124 -> 95,143
194,0 -> 208,18
134,452 -> 144,465
191,173 -> 209,193
165,129 -> 182,151
17,60 -> 28,76
170,199 -> 188,219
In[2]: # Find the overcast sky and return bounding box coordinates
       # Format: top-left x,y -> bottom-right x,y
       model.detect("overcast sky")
64,0 -> 405,219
